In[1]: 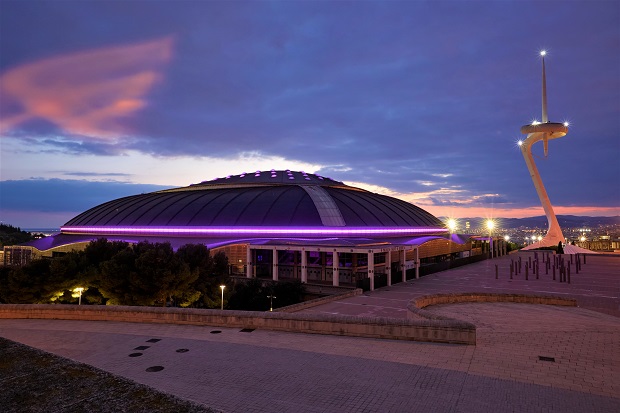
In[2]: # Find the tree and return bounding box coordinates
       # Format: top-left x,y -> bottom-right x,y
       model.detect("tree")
99,241 -> 198,306
134,242 -> 196,306
0,259 -> 63,303
175,244 -> 230,308
99,246 -> 138,305
0,223 -> 34,248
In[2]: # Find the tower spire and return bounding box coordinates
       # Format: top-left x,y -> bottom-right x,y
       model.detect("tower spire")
541,50 -> 548,123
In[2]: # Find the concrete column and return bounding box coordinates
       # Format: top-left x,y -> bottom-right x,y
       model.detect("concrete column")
301,249 -> 307,283
400,249 -> 406,282
332,250 -> 339,287
368,251 -> 375,291
246,247 -> 253,278
386,250 -> 392,286
415,247 -> 420,279
272,248 -> 278,281
320,252 -> 326,281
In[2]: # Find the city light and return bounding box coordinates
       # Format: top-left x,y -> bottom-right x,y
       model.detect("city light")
540,50 -> 547,57
504,235 -> 510,242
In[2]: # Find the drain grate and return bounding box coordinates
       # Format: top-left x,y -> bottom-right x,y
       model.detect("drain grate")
240,328 -> 255,333
146,366 -> 164,372
176,348 -> 189,353
134,346 -> 150,350
128,353 -> 143,357
538,356 -> 556,362
210,330 -> 222,334
146,338 -> 161,343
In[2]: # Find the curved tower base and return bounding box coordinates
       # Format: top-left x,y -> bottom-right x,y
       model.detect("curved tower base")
519,127 -> 567,251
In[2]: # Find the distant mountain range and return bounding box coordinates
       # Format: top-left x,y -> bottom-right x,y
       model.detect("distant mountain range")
438,215 -> 620,229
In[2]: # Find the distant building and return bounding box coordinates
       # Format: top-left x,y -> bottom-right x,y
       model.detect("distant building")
4,171 -> 506,289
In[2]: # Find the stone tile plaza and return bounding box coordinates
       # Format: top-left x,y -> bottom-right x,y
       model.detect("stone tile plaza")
1,252 -> 618,412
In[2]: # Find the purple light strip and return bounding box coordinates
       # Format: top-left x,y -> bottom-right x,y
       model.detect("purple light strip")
61,225 -> 448,237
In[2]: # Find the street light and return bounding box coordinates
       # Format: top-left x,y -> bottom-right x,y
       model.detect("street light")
267,295 -> 276,312
447,218 -> 457,233
73,287 -> 84,305
486,220 -> 495,258
219,285 -> 225,310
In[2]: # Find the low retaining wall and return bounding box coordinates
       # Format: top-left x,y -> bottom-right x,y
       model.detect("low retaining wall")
408,293 -> 577,321
0,304 -> 476,345
276,288 -> 363,313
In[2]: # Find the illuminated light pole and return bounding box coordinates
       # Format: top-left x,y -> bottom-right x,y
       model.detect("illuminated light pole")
447,219 -> 457,233
267,295 -> 276,312
486,220 -> 495,258
219,285 -> 225,310
519,50 -> 569,249
73,287 -> 84,305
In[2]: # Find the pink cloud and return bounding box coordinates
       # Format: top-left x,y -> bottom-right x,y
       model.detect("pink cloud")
0,37 -> 174,139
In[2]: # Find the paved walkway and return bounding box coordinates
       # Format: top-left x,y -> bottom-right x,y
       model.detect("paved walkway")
1,252 -> 619,412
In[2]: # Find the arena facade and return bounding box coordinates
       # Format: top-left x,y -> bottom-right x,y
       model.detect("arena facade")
4,170 -> 505,290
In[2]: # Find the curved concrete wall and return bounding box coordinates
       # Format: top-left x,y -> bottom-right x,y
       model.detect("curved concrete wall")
0,304 -> 476,345
407,292 -> 577,321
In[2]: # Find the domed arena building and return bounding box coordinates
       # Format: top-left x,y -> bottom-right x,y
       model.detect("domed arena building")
5,170 -> 498,290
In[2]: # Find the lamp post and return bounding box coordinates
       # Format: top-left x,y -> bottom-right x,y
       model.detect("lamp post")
219,285 -> 225,310
267,295 -> 276,312
486,220 -> 495,258
73,287 -> 84,305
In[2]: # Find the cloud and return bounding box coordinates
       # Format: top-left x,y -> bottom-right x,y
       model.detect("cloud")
0,37 -> 174,139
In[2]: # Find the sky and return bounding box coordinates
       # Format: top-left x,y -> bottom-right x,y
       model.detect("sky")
1,0 -> 619,228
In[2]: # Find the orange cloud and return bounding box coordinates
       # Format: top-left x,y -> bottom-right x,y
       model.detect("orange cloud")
423,205 -> 620,219
346,181 -> 619,219
0,37 -> 173,139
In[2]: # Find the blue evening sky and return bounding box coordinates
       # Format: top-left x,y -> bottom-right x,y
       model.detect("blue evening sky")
1,0 -> 619,228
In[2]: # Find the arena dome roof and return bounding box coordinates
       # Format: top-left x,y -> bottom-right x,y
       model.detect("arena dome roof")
63,170 -> 443,231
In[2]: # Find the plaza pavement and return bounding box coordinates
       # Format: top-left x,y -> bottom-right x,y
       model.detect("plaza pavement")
0,252 -> 618,412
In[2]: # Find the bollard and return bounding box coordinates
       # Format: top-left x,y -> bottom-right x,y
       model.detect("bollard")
552,265 -> 556,280
529,256 -> 532,268
545,260 -> 549,275
510,262 -> 514,279
576,259 -> 579,274
584,255 -> 587,264
536,262 -> 539,279
495,264 -> 498,279
568,265 -> 571,284
525,265 -> 529,280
